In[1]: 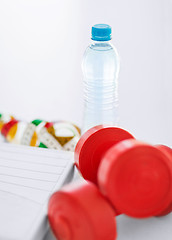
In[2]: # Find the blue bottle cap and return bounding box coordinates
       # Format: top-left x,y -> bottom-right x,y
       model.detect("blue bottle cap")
91,24 -> 112,41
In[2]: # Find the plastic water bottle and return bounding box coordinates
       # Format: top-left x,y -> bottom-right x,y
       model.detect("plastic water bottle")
82,24 -> 120,133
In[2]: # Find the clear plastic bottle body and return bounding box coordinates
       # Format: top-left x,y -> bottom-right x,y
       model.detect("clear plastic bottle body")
82,40 -> 120,133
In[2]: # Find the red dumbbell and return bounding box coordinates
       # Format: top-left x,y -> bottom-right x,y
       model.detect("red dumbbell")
75,126 -> 172,218
48,181 -> 117,240
75,125 -> 134,185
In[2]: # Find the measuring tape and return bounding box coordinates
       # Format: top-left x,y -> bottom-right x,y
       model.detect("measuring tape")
1,119 -> 18,139
38,128 -> 63,150
0,115 -> 81,152
0,114 -> 14,131
20,123 -> 38,146
48,121 -> 81,151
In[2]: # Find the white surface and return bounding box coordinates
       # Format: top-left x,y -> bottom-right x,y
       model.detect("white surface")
43,171 -> 172,240
44,214 -> 172,240
0,143 -> 74,240
117,214 -> 172,240
44,171 -> 172,240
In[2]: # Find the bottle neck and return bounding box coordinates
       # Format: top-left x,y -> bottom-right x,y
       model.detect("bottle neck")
90,39 -> 113,50
91,39 -> 112,44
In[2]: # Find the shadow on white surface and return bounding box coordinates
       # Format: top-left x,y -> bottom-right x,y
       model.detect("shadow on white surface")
117,213 -> 172,240
44,207 -> 172,240
43,229 -> 56,240
44,211 -> 172,240
43,168 -> 172,240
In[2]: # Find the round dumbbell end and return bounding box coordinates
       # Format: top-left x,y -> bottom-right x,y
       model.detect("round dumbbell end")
48,191 -> 88,240
53,216 -> 72,240
75,125 -> 134,184
98,139 -> 172,218
48,182 -> 117,240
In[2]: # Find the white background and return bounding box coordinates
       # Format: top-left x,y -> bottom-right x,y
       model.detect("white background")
0,1 -> 172,239
0,0 -> 172,145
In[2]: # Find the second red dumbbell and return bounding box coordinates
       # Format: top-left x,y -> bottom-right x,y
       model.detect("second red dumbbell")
75,125 -> 172,218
